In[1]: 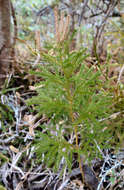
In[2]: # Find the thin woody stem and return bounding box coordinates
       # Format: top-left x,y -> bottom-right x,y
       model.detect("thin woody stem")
68,90 -> 85,183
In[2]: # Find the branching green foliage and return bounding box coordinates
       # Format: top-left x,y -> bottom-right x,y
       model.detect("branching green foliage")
0,153 -> 9,167
0,185 -> 7,190
0,102 -> 13,130
108,85 -> 124,148
27,40 -> 113,174
35,130 -> 75,171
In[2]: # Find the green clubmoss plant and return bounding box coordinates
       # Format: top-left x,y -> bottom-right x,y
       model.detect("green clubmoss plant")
27,39 -> 113,182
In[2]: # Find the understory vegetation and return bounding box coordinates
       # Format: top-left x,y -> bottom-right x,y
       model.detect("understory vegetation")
0,0 -> 124,190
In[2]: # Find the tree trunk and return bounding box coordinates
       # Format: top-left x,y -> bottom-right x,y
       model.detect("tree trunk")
0,0 -> 11,88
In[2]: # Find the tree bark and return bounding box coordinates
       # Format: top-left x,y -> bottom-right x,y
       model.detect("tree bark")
0,0 -> 11,88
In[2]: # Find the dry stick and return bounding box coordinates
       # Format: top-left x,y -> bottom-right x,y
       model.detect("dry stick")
58,168 -> 82,190
97,0 -> 118,41
92,0 -> 118,56
59,11 -> 64,41
11,1 -> 17,56
97,161 -> 123,190
15,170 -> 31,190
33,52 -> 40,66
0,134 -> 18,144
0,168 -> 51,177
117,65 -> 124,84
61,15 -> 70,42
54,7 -> 60,42
54,7 -> 70,43
35,30 -> 41,51
78,0 -> 89,26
